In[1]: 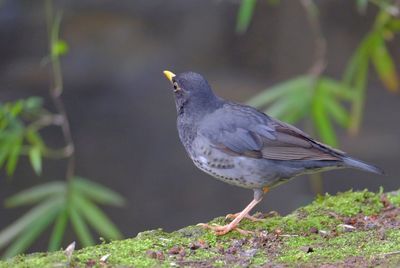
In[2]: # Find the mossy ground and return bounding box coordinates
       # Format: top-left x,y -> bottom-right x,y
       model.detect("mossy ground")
1,189 -> 400,267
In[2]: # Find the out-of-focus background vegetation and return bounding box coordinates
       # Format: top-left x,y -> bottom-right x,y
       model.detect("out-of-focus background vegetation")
0,0 -> 399,257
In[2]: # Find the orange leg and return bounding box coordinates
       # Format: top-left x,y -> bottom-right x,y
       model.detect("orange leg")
198,188 -> 266,235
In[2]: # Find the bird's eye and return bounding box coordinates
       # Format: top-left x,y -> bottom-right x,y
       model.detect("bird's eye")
173,82 -> 180,92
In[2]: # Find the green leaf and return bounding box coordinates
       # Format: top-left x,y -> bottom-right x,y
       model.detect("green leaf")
324,98 -> 350,128
29,147 -> 42,175
312,86 -> 338,147
52,40 -> 69,57
312,110 -> 337,146
348,54 -> 369,135
319,78 -> 355,101
373,9 -> 392,30
73,194 -> 122,240
264,98 -> 294,119
48,209 -> 68,251
26,130 -> 45,148
236,0 -> 257,34
3,209 -> 58,258
342,34 -> 373,86
280,100 -> 310,124
249,76 -> 314,125
342,32 -> 375,136
69,207 -> 95,247
317,78 -> 351,128
10,101 -> 23,117
5,181 -> 66,208
24,97 -> 43,112
0,138 -> 10,168
371,35 -> 399,92
342,50 -> 362,87
247,76 -> 311,108
72,177 -> 125,206
50,12 -> 68,58
6,135 -> 22,176
284,82 -> 314,122
49,12 -> 68,73
387,19 -> 400,32
0,197 -> 63,249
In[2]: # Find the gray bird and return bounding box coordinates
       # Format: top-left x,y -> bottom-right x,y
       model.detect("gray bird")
163,70 -> 383,235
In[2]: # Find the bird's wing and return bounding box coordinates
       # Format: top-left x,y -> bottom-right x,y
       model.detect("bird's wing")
201,104 -> 344,161
260,120 -> 344,160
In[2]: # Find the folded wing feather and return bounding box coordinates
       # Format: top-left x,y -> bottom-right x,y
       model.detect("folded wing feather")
211,120 -> 343,161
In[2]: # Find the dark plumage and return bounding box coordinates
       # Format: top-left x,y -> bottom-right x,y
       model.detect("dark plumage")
164,70 -> 383,235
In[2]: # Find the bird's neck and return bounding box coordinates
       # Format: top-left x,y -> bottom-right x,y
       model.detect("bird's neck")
176,94 -> 222,121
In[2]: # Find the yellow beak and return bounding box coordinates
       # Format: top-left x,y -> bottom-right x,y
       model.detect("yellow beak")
163,70 -> 176,83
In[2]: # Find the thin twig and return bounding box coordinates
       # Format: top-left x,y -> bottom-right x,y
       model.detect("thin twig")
27,114 -> 64,131
300,0 -> 327,79
45,0 -> 75,181
51,94 -> 75,180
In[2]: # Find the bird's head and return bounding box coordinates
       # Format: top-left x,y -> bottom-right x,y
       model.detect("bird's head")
163,70 -> 220,115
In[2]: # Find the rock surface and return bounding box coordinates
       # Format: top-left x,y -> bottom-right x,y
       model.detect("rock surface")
1,189 -> 400,267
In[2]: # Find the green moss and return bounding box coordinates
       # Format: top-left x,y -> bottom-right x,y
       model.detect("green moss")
388,190 -> 400,206
305,189 -> 384,216
0,252 -> 66,268
250,251 -> 269,266
278,229 -> 400,265
1,189 -> 400,267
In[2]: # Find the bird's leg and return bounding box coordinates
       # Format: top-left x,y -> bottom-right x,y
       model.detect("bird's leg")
226,186 -> 269,222
198,189 -> 264,235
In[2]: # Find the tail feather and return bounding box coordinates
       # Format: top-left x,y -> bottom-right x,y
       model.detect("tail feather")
343,157 -> 384,175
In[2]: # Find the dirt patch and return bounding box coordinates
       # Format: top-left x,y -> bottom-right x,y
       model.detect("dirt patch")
338,194 -> 400,233
162,232 -> 284,267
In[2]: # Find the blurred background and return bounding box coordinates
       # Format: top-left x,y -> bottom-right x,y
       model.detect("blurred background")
0,0 -> 399,256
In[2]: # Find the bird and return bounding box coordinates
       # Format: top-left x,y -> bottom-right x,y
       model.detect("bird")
163,70 -> 383,235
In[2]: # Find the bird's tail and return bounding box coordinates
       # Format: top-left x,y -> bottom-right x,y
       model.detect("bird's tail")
343,156 -> 384,175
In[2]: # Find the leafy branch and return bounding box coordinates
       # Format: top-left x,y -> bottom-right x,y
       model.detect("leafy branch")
344,8 -> 400,134
241,0 -> 399,146
0,98 -> 44,176
0,0 -> 125,257
45,0 -> 75,180
0,178 -> 124,257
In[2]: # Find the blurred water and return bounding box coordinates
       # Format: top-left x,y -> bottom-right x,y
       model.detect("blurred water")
0,0 -> 399,253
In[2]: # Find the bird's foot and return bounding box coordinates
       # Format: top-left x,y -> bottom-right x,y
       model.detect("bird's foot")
225,212 -> 263,222
197,223 -> 253,236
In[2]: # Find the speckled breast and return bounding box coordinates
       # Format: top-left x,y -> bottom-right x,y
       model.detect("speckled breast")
189,137 -> 278,189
